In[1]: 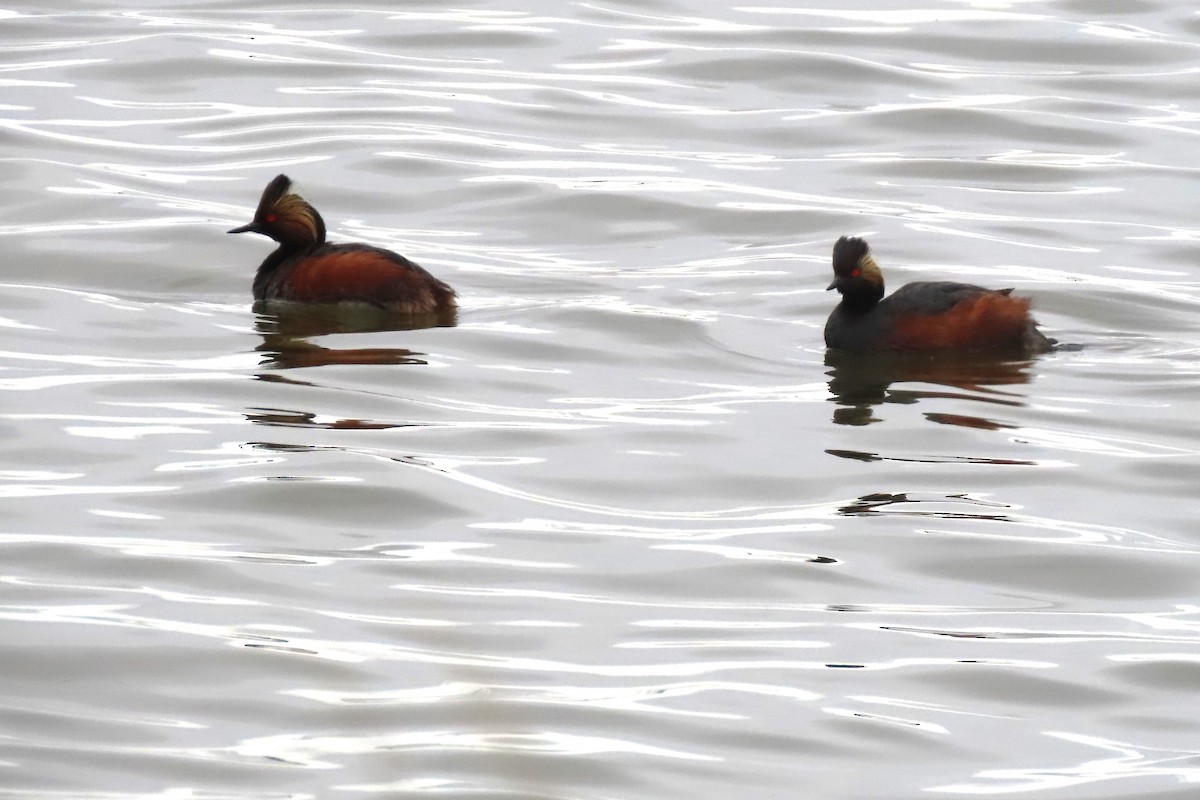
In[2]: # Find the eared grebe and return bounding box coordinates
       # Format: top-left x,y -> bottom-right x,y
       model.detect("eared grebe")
824,236 -> 1052,353
229,174 -> 456,315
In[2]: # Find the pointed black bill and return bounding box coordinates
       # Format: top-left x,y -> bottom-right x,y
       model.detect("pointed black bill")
228,222 -> 261,235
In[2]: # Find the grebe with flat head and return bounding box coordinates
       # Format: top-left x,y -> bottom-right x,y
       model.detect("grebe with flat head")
229,174 -> 456,316
823,236 -> 1053,354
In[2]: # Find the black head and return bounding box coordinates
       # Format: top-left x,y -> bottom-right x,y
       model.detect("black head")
832,236 -> 869,276
228,174 -> 326,248
827,235 -> 884,303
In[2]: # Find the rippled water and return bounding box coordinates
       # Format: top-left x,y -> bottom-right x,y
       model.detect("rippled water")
3,3 -> 1200,798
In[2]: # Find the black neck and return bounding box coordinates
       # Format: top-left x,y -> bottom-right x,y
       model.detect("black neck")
253,243 -> 312,301
837,283 -> 884,313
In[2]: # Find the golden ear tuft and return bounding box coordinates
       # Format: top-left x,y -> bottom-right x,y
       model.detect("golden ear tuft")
273,193 -> 324,244
856,252 -> 883,284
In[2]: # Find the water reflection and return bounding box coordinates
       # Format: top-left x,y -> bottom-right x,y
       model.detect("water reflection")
930,730 -> 1200,795
838,492 -> 1014,522
244,409 -> 413,431
824,349 -> 1037,426
253,304 -> 455,369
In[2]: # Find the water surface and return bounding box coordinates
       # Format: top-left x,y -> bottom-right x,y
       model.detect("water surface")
3,3 -> 1200,798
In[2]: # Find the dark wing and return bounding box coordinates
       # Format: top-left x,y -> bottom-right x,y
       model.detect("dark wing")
881,281 -> 1009,317
884,282 -> 1035,350
285,244 -> 455,313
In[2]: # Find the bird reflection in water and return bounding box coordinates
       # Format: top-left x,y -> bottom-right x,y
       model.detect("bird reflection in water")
253,302 -> 456,370
824,348 -> 1038,427
243,409 -> 409,431
837,491 -> 1014,522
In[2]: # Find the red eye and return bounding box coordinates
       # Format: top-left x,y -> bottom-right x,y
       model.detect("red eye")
850,268 -> 860,277
265,213 -> 276,223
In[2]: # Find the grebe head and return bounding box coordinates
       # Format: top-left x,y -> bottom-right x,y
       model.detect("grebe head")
228,174 -> 326,249
827,236 -> 884,301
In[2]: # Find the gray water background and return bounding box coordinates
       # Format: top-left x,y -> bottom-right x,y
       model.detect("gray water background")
3,3 -> 1200,798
